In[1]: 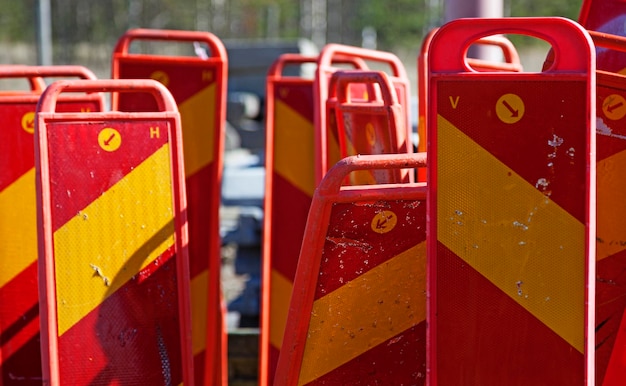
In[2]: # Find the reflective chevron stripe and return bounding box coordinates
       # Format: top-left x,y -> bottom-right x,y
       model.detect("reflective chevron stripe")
431,66 -> 593,384
38,114 -> 190,385
1,98 -> 102,384
265,83 -> 317,383
438,114 -> 585,352
299,241 -> 426,385
53,144 -> 175,336
114,53 -> 227,385
275,187 -> 428,386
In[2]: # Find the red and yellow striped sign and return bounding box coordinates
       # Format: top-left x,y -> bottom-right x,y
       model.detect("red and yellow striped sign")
427,18 -> 595,385
112,29 -> 228,386
262,54 -> 380,385
591,31 -> 626,385
314,44 -> 411,183
274,153 -> 427,385
329,70 -> 411,185
416,30 -> 523,182
262,64 -> 317,385
36,79 -> 193,386
261,51 -> 411,385
0,66 -> 103,385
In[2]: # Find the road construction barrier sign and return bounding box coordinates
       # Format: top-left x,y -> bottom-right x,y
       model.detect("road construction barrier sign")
274,153 -> 427,385
417,30 -> 522,182
314,44 -> 411,183
35,79 -> 193,386
588,30 -> 626,386
427,18 -> 595,385
0,65 -> 103,385
261,53 -> 368,385
327,70 -> 413,184
261,49 -> 411,384
112,28 -> 228,385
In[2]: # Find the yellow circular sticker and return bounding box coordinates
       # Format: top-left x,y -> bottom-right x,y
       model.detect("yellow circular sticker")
21,111 -> 35,134
371,210 -> 397,234
496,93 -> 525,124
150,70 -> 170,87
602,94 -> 626,121
98,128 -> 121,152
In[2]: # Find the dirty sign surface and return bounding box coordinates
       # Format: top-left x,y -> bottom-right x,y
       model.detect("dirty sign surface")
42,119 -> 185,385
427,18 -> 595,385
36,80 -> 192,386
274,154 -> 427,385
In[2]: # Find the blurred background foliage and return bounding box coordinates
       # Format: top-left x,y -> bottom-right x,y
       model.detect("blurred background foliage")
0,0 -> 583,63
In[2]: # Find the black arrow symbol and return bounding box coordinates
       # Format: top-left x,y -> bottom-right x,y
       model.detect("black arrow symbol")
375,214 -> 394,230
608,101 -> 624,113
104,132 -> 116,146
502,99 -> 519,118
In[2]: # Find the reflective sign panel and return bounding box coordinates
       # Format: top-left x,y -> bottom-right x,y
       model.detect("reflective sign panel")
274,153 -> 428,386
0,66 -> 103,385
427,18 -> 595,385
112,29 -> 228,385
36,80 -> 192,386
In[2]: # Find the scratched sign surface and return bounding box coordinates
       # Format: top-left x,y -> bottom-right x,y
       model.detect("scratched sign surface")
273,157 -> 428,386
430,76 -> 593,384
39,118 -> 187,385
294,199 -> 426,385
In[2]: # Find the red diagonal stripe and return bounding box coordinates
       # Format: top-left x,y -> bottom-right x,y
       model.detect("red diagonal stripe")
436,242 -> 584,384
438,79 -> 588,223
56,249 -> 183,385
306,322 -> 426,385
117,61 -> 216,111
273,82 -> 315,124
315,200 -> 426,298
0,103 -> 37,191
0,270 -> 40,383
596,82 -> 626,161
186,164 -> 213,277
270,173 -> 313,281
0,262 -> 39,358
596,248 -> 626,385
1,100 -> 102,192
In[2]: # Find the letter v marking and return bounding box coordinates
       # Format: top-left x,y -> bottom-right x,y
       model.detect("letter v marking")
449,96 -> 460,109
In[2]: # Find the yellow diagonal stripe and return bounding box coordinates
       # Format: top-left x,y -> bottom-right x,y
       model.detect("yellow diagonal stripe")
178,83 -> 216,177
298,242 -> 426,385
327,125 -> 341,169
0,168 -> 37,288
269,269 -> 293,350
54,144 -> 175,336
274,100 -> 315,197
437,114 -> 585,353
190,270 -> 208,356
597,149 -> 626,261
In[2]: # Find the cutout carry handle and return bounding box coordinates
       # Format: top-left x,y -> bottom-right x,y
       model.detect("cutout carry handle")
38,79 -> 177,114
113,28 -> 226,59
430,17 -> 594,73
